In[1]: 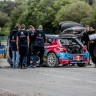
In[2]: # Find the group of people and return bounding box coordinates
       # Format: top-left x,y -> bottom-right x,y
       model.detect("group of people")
10,24 -> 45,69
9,23 -> 96,68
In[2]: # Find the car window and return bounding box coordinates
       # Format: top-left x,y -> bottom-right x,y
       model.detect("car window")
60,39 -> 69,45
60,38 -> 78,46
45,37 -> 53,45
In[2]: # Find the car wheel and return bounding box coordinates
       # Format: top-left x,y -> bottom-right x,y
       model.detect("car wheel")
47,52 -> 59,67
77,63 -> 87,67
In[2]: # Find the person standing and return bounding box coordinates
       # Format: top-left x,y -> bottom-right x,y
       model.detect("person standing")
88,27 -> 96,68
32,25 -> 45,68
10,24 -> 20,68
27,25 -> 35,66
16,24 -> 29,69
83,25 -> 96,67
82,25 -> 90,46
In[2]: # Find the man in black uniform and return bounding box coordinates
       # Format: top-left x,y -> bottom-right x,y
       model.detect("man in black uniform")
10,25 -> 20,68
16,24 -> 29,69
33,25 -> 45,67
27,25 -> 35,66
88,27 -> 96,68
83,26 -> 96,67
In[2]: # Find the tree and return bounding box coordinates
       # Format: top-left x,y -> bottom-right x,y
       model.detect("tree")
0,11 -> 10,27
11,4 -> 28,29
26,0 -> 76,33
54,1 -> 93,26
10,0 -> 96,34
0,1 -> 16,16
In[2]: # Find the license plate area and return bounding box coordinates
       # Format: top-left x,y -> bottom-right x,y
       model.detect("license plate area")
73,55 -> 82,61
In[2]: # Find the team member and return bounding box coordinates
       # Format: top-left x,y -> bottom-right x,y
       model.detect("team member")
83,26 -> 96,67
27,25 -> 35,66
16,24 -> 29,69
83,25 -> 94,47
32,25 -> 45,67
88,27 -> 96,67
10,24 -> 20,68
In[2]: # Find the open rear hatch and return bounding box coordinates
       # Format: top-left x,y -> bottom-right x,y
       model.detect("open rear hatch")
60,37 -> 84,54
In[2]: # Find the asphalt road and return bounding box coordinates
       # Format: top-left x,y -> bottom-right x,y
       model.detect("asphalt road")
0,59 -> 96,96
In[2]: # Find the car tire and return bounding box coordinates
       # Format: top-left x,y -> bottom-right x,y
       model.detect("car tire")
77,63 -> 87,67
47,52 -> 59,67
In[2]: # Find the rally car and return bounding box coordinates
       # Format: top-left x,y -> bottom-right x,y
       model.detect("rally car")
40,21 -> 89,67
40,34 -> 89,67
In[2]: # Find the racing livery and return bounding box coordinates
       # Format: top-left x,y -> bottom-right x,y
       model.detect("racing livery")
43,34 -> 89,67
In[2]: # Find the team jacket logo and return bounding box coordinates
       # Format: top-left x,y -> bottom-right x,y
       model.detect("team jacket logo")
12,36 -> 14,39
39,33 -> 41,37
21,32 -> 24,35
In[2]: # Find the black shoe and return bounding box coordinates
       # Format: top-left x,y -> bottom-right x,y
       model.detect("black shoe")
24,66 -> 27,69
33,65 -> 36,68
20,66 -> 22,69
22,65 -> 27,69
19,65 -> 22,69
39,64 -> 43,67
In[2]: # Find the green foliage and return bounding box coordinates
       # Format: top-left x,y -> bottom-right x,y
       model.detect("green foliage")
54,1 -> 93,26
1,0 -> 96,35
0,0 -> 18,35
0,11 -> 10,27
91,3 -> 96,27
0,27 -> 10,36
0,1 -> 16,16
11,4 -> 28,29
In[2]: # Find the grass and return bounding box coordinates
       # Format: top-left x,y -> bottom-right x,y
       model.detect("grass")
0,27 -> 10,36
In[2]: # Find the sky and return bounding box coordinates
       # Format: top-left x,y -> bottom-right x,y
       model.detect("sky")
0,0 -> 15,1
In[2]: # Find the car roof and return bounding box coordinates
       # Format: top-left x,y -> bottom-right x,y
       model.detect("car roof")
64,26 -> 86,31
45,34 -> 59,39
45,34 -> 77,39
59,34 -> 77,38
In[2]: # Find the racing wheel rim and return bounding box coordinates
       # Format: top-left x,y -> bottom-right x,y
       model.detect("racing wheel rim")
47,52 -> 58,67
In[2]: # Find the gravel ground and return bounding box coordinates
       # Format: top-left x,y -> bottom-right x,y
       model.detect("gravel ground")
0,59 -> 96,96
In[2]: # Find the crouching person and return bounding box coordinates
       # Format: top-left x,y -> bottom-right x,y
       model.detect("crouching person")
16,24 -> 29,69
